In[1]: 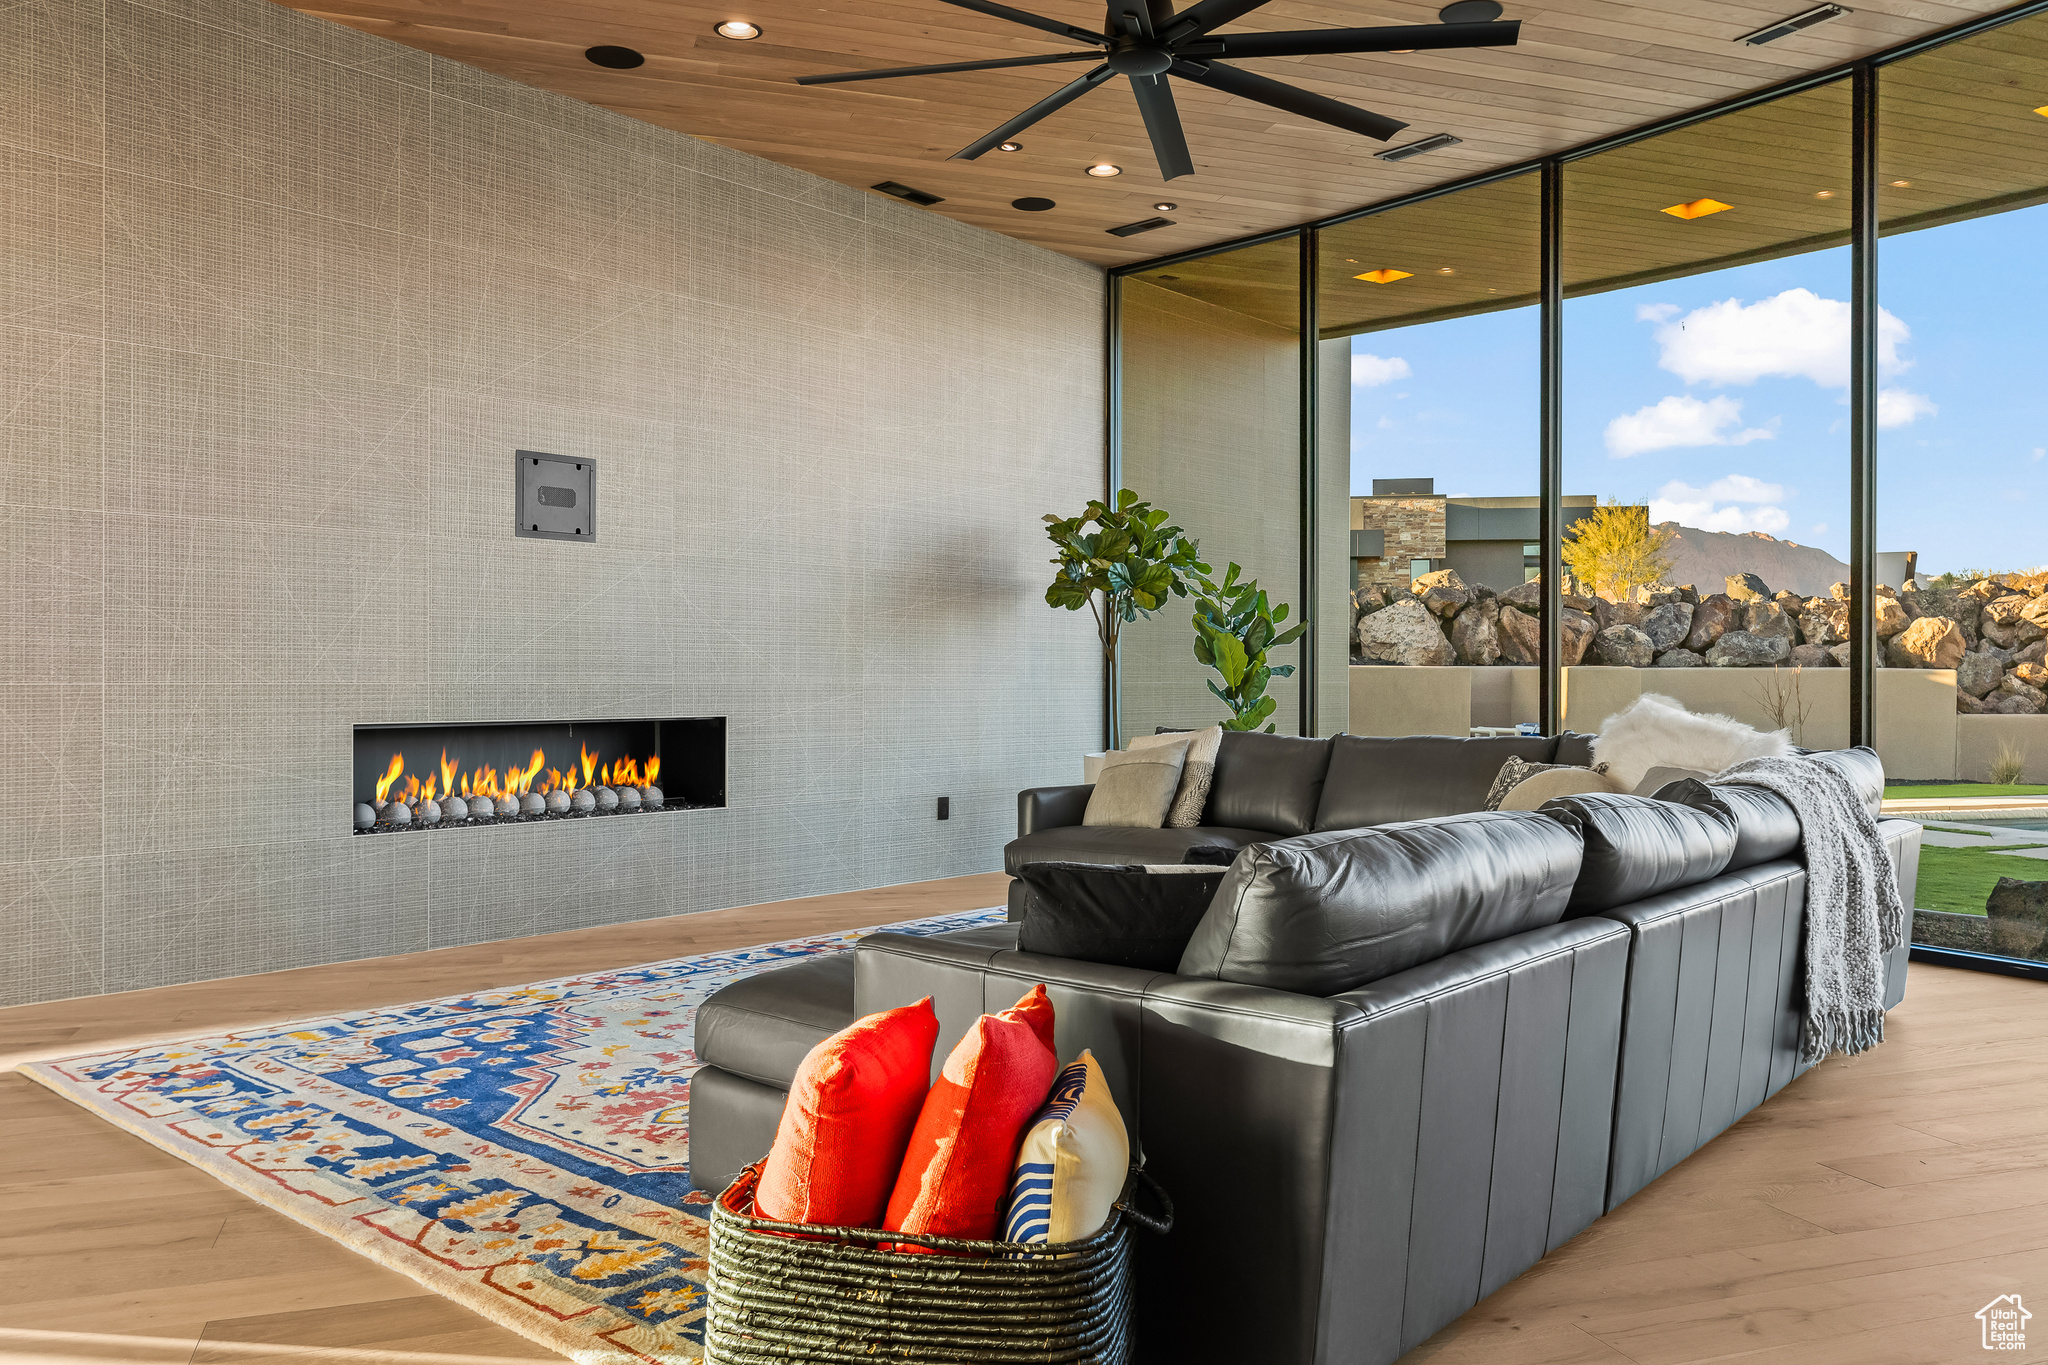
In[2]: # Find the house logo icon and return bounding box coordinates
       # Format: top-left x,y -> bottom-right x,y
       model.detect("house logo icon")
1978,1294 -> 2030,1350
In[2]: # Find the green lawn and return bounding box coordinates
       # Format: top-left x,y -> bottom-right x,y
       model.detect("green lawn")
1887,782 -> 2048,800
1915,844 -> 2048,914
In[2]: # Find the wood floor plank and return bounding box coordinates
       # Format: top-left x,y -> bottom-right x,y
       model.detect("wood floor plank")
1576,1245 -> 2048,1365
191,1293 -> 561,1363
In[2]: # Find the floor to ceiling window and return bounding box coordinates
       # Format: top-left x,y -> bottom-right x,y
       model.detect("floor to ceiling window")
1116,238 -> 1307,741
1318,173 -> 1542,732
1105,3 -> 2048,980
1561,81 -> 1855,747
1877,12 -> 2048,968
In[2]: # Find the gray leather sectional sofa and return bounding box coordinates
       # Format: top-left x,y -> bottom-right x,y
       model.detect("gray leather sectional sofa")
689,731 -> 1919,1365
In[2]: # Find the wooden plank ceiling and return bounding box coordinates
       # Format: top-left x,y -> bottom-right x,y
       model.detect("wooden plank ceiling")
296,0 -> 2028,267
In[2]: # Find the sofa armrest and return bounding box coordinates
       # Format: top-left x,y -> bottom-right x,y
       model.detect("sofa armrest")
1018,784 -> 1093,837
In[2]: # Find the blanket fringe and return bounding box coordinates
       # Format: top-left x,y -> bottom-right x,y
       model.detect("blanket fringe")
1802,1007 -> 1888,1063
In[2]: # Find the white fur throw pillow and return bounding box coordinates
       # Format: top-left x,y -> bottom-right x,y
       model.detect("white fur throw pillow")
1591,693 -> 1792,789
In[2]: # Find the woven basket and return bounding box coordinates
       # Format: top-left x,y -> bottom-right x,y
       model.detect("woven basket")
705,1162 -> 1172,1364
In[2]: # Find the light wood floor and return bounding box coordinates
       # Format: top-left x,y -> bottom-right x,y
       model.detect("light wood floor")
3,877 -> 2041,1364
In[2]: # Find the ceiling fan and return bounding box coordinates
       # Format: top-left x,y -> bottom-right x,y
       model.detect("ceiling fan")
795,0 -> 1520,181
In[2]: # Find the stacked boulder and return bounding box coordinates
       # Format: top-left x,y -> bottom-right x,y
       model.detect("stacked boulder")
1351,570 -> 2048,714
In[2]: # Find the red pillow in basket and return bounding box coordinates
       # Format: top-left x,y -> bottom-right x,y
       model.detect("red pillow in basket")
754,996 -> 940,1229
883,984 -> 1059,1250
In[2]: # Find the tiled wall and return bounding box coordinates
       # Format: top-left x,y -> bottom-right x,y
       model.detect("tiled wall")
1,0 -> 1105,1007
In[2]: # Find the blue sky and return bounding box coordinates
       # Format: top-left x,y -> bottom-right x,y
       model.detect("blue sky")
1349,203 -> 2048,576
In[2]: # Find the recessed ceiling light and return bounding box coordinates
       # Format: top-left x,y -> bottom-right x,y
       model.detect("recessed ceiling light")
872,180 -> 944,206
1389,49 -> 1416,53
1735,3 -> 1849,46
998,141 -> 1023,152
585,45 -> 646,69
1012,196 -> 1056,211
1355,269 -> 1413,283
1153,201 -> 1177,211
1374,133 -> 1463,163
1815,189 -> 1836,198
1439,0 -> 1503,20
1107,217 -> 1174,237
1891,179 -> 1912,187
1085,163 -> 1122,177
1438,267 -> 1456,274
1663,198 -> 1732,219
714,20 -> 761,39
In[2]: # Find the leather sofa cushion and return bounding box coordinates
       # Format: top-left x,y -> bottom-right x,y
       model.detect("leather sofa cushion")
1313,733 -> 1559,831
1015,861 -> 1229,972
697,951 -> 858,1088
1553,731 -> 1598,766
1650,777 -> 1802,872
1538,791 -> 1737,913
1811,745 -> 1884,816
1176,810 -> 1585,995
1202,731 -> 1334,836
1004,824 -> 1267,876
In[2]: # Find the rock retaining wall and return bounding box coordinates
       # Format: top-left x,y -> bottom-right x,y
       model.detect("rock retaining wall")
1353,570 -> 2048,716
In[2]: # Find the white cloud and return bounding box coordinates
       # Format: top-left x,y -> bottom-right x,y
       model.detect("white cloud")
2033,447 -> 2046,462
1650,288 -> 1912,389
1636,302 -> 1681,323
1352,353 -> 1412,387
1604,394 -> 1775,458
1651,475 -> 1793,535
1811,523 -> 1830,536
1876,388 -> 1937,428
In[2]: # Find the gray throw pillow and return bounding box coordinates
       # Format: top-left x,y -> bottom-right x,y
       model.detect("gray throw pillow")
1082,740 -> 1189,829
1131,725 -> 1223,828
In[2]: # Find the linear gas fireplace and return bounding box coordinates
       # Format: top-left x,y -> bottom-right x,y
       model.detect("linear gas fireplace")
352,717 -> 724,834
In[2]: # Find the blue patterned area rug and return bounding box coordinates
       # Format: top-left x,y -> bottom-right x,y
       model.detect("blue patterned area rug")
20,907 -> 1006,1364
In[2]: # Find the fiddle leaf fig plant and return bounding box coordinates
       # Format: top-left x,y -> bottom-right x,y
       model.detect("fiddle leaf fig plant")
1192,563 -> 1304,733
1044,489 -> 1208,749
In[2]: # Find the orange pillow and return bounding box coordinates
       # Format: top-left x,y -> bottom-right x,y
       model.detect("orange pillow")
754,997 -> 939,1229
883,985 -> 1059,1250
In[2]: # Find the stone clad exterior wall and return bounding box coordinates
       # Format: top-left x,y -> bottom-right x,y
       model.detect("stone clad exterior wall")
1353,495 -> 1447,597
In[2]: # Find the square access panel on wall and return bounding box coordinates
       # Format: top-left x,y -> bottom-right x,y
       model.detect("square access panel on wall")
515,451 -> 595,541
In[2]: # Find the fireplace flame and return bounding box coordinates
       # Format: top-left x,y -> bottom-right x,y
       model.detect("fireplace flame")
369,742 -> 667,823
374,754 -> 404,804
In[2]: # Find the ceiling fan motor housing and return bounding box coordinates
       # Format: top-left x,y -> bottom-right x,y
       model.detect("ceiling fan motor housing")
1108,45 -> 1175,75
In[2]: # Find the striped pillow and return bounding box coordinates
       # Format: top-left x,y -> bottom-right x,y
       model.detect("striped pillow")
1000,1049 -> 1129,1252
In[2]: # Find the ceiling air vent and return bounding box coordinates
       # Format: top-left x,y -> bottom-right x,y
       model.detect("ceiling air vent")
872,181 -> 945,206
1106,217 -> 1176,237
1374,133 -> 1463,163
1736,4 -> 1850,45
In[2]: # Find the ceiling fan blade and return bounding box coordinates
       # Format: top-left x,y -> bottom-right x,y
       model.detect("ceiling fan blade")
1172,59 -> 1407,141
951,64 -> 1116,159
1204,20 -> 1520,59
1129,72 -> 1195,180
1107,0 -> 1156,40
935,0 -> 1109,47
797,51 -> 1104,86
1159,0 -> 1281,43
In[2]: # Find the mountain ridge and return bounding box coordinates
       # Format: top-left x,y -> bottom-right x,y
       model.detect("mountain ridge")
1655,522 -> 1850,599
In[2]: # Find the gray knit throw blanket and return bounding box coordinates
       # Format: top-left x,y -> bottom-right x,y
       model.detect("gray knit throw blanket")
1712,754 -> 1906,1061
